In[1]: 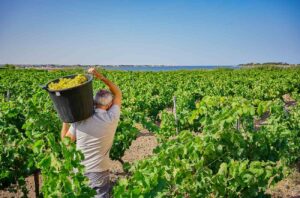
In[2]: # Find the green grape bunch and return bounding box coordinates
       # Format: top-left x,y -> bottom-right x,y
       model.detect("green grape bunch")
48,74 -> 88,91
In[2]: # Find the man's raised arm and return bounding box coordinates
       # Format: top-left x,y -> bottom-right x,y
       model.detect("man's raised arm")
88,68 -> 122,107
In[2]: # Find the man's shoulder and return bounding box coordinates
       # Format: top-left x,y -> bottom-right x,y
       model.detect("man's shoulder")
71,116 -> 93,128
108,104 -> 121,113
94,105 -> 121,123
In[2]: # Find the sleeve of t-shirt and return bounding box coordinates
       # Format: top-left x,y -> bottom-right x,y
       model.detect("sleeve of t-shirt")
69,123 -> 77,136
108,104 -> 121,122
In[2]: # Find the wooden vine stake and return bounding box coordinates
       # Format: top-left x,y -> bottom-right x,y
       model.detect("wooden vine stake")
236,118 -> 240,131
6,90 -> 10,101
173,96 -> 179,134
34,170 -> 39,197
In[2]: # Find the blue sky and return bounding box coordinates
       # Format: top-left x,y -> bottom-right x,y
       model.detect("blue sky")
0,0 -> 299,65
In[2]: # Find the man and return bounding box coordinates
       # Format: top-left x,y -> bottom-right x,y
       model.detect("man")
61,68 -> 122,198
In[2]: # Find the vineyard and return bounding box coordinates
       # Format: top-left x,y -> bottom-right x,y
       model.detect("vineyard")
1,67 -> 300,197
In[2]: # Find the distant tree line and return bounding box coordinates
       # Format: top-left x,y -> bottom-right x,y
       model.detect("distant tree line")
239,62 -> 299,67
0,64 -> 17,69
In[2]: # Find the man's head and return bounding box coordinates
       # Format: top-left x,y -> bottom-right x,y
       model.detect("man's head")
94,89 -> 113,110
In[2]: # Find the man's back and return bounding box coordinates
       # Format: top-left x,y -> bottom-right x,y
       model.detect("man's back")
69,105 -> 120,173
61,68 -> 122,197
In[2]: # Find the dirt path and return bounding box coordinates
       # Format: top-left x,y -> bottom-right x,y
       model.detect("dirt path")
109,128 -> 158,184
267,161 -> 300,198
0,175 -> 42,198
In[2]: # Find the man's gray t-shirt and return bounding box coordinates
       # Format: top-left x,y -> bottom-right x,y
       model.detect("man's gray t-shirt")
69,105 -> 120,173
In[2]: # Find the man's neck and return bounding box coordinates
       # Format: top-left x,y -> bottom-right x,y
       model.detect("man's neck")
96,105 -> 107,110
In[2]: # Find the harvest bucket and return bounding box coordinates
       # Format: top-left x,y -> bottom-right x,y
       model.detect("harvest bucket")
42,74 -> 94,123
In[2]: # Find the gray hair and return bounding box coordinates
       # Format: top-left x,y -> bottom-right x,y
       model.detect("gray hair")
94,89 -> 113,106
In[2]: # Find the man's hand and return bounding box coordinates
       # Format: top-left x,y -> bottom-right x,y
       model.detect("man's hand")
61,122 -> 70,140
88,68 -> 104,80
61,122 -> 76,142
